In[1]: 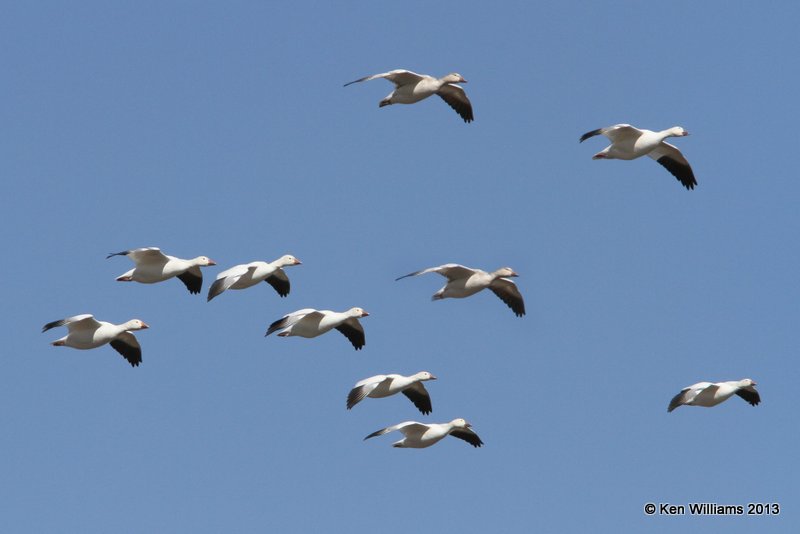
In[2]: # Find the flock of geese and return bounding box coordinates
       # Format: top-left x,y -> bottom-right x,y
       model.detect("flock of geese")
41,244 -> 520,447
42,68 -> 759,450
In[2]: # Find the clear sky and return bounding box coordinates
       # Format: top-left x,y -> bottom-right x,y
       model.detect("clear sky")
1,1 -> 797,532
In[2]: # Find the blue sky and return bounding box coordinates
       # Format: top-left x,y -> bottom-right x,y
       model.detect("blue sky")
1,1 -> 797,532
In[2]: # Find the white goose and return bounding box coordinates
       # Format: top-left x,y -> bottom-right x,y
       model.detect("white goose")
668,379 -> 760,412
207,255 -> 301,302
265,307 -> 370,350
347,372 -> 437,414
364,418 -> 483,448
580,124 -> 697,189
108,247 -> 216,295
344,69 -> 473,123
396,264 -> 525,317
42,314 -> 149,367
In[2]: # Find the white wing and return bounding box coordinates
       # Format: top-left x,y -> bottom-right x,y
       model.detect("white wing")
265,309 -> 321,336
107,247 -> 168,266
42,314 -> 102,333
396,263 -> 476,282
207,264 -> 256,301
346,375 -> 387,410
344,69 -> 424,88
214,263 -> 253,281
580,124 -> 641,143
353,374 -> 388,388
364,421 -> 427,440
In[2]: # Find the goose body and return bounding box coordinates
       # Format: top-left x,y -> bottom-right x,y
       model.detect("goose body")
580,124 -> 696,189
347,371 -> 436,414
265,307 -> 369,350
668,379 -> 760,412
396,264 -> 525,317
364,418 -> 483,448
207,255 -> 301,301
345,69 -> 473,123
42,314 -> 149,367
108,247 -> 216,295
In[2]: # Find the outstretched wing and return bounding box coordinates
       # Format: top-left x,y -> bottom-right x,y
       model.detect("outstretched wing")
264,268 -> 290,297
265,309 -> 319,336
207,265 -> 253,302
450,428 -> 484,448
735,387 -> 761,407
401,382 -> 433,415
109,331 -> 142,367
364,421 -> 425,441
667,387 -> 693,412
335,318 -> 365,350
396,263 -> 475,282
580,124 -> 641,143
649,142 -> 697,190
42,314 -> 101,333
346,376 -> 385,410
344,69 -> 424,88
437,83 -> 473,123
668,383 -> 715,412
177,266 -> 203,295
489,278 -> 526,317
106,247 -> 168,265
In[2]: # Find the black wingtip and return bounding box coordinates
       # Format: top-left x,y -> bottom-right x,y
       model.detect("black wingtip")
206,279 -> 224,302
363,429 -> 382,441
177,272 -> 202,295
667,394 -> 684,413
344,76 -> 369,88
395,271 -> 417,282
656,156 -> 697,190
579,129 -> 602,143
735,389 -> 761,407
42,319 -> 65,333
265,317 -> 285,337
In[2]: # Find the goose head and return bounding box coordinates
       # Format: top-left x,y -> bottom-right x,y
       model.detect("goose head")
443,72 -> 467,84
124,319 -> 150,331
740,378 -> 757,387
495,267 -> 519,278
668,126 -> 689,137
348,307 -> 369,318
450,418 -> 471,429
194,256 -> 216,266
416,371 -> 437,381
275,254 -> 302,267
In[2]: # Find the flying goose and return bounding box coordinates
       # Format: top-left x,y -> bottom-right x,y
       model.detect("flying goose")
108,247 -> 216,295
396,264 -> 525,317
265,307 -> 369,350
42,314 -> 149,367
364,418 -> 483,448
345,69 -> 473,123
668,379 -> 760,412
207,255 -> 301,302
579,124 -> 697,189
347,372 -> 437,414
